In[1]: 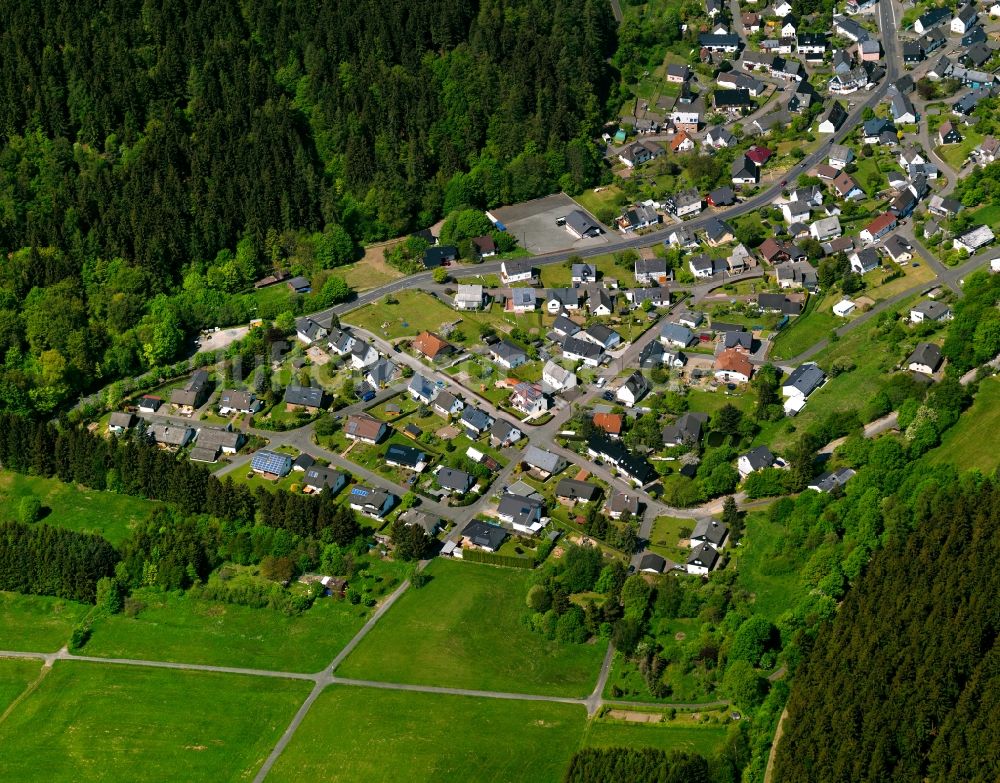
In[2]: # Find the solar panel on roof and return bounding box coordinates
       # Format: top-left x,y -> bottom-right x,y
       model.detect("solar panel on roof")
351,487 -> 368,496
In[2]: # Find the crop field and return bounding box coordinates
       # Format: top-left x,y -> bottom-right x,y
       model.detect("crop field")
82,589 -> 369,672
0,661 -> 310,782
336,559 -> 607,697
0,592 -> 90,652
0,471 -> 160,546
267,686 -> 586,783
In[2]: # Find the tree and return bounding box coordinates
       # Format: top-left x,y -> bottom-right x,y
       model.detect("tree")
527,583 -> 552,612
561,544 -> 603,593
729,615 -> 776,667
714,404 -> 744,437
316,276 -> 350,307
95,576 -> 123,615
621,574 -> 651,620
260,555 -> 295,583
722,496 -> 739,529
723,660 -> 767,711
18,496 -> 42,524
432,267 -> 449,284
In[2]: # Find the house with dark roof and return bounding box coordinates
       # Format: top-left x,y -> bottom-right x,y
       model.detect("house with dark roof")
639,553 -> 668,574
489,418 -> 523,448
586,435 -> 656,486
433,390 -> 464,418
662,411 -> 709,447
461,519 -> 510,551
170,370 -> 211,409
423,245 -> 457,268
555,479 -> 600,504
690,518 -> 729,550
408,374 -> 438,404
686,542 -> 721,575
605,491 -> 640,519
561,336 -> 604,367
251,450 -> 293,477
195,425 -> 244,455
738,445 -> 776,477
218,390 -> 262,416
616,372 -> 650,407
284,384 -> 325,412
808,467 -> 856,493
303,467 -> 347,495
496,495 -> 545,534
436,467 -> 475,494
731,155 -> 759,185
385,443 -> 429,472
907,342 -> 943,375
348,485 -> 395,520
460,406 -> 494,437
490,340 -> 528,370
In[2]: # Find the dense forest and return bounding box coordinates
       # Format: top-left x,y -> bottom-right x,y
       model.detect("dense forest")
773,476 -> 1000,783
0,0 -> 615,414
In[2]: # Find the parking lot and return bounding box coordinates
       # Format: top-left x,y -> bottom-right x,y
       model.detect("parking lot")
489,193 -> 613,255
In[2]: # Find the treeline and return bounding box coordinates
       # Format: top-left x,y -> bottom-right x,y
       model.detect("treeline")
0,413 -> 360,541
0,521 -> 118,603
564,748 -> 713,783
773,476 -> 1000,782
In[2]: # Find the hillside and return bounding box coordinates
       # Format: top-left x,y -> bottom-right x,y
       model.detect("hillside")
772,476 -> 1000,782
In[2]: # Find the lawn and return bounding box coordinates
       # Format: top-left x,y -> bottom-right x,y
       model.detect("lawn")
267,686 -> 586,783
336,559 -> 608,697
970,202 -> 1000,231
582,716 -> 729,757
0,658 -> 44,714
864,262 -> 936,301
647,516 -> 696,562
925,375 -> 1000,473
336,257 -> 405,292
936,129 -> 981,173
0,661 -> 310,782
0,591 -> 91,652
538,253 -> 638,288
82,589 -> 370,672
573,186 -> 627,219
0,471 -> 160,546
731,512 -> 805,622
769,293 -> 844,361
345,290 -> 544,344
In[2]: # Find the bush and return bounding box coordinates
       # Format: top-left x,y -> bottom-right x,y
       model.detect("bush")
18,496 -> 42,524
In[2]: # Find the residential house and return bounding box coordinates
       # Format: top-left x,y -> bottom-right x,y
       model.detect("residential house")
616,372 -> 650,407
571,264 -> 597,286
859,39 -> 881,62
618,203 -> 660,233
782,363 -> 825,403
705,127 -> 737,148
742,11 -> 762,32
366,358 -> 398,388
953,225 -> 995,253
510,382 -> 549,416
810,216 -> 842,241
797,32 -> 827,58
546,288 -> 582,314
689,255 -> 718,279
951,3 -> 978,34
833,298 -> 857,317
728,244 -> 753,272
666,188 -> 703,217
890,188 -> 918,219
618,141 -> 662,168
580,323 -> 621,351
660,323 -> 695,348
250,449 -> 292,477
437,467 -> 475,494
295,316 -> 329,345
170,370 -> 211,409
218,390 -> 262,415
686,543 -> 721,575
108,411 -> 138,434
408,374 -> 438,404
522,445 -> 567,479
284,384 -> 324,412
757,293 -> 803,316
555,479 -> 600,504
670,130 -> 695,152
666,63 -> 690,82
588,288 -> 616,316
137,395 -> 162,413
433,390 -> 464,418
348,486 -> 395,520
500,258 -> 535,285
883,235 -> 913,264
460,406 -> 494,437
286,276 -> 312,294
667,226 -> 699,248
638,553 -> 668,574
715,89 -> 754,113
975,136 -> 1000,163
344,413 -> 387,444
833,171 -> 864,201
690,518 -> 730,550
585,435 -> 656,486
593,412 -> 624,438
915,6 -> 951,34
195,425 -> 243,455
714,347 -> 754,384
471,236 -> 496,259
903,41 -> 923,65
818,101 -> 848,133
891,93 -> 917,124
561,336 -> 604,367
707,186 -> 737,207
938,121 -> 962,145
698,33 -> 741,52
350,340 -> 379,369
605,491 -> 640,519
454,284 -> 485,310
635,257 -> 669,286
828,144 -> 854,169
910,300 -> 952,323
423,246 -> 457,269
490,340 -> 528,370
731,155 -> 759,185
551,315 -> 581,339
704,219 -> 735,246
738,445 -> 776,477
303,467 -> 348,495
781,200 -> 811,225
907,342 -> 943,375
461,519 -> 509,551
629,288 -> 672,309
496,495 -> 545,534
834,14 -> 870,42
860,213 -> 898,244
850,247 -> 881,274
863,118 -> 895,144
400,510 -> 440,537
541,360 -> 577,393
662,411 -> 709,447
718,71 -> 767,96
327,327 -> 356,356
489,418 -> 523,448
808,468 -> 856,493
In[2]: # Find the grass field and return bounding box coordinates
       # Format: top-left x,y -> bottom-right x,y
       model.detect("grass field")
0,658 -> 44,714
538,253 -> 638,289
925,376 -> 1000,473
336,559 -> 607,697
0,661 -> 310,782
936,130 -> 981,172
573,186 -> 627,218
0,471 -> 160,546
582,717 -> 728,757
769,294 -> 843,361
647,516 -> 695,562
83,589 -> 369,672
732,513 -> 804,622
345,290 -> 544,344
970,202 -> 1000,230
268,686 -> 585,783
864,263 -> 936,300
0,592 -> 91,652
